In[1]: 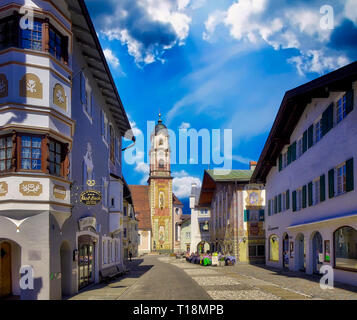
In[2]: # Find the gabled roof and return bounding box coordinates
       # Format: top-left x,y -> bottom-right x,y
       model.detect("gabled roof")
67,0 -> 134,140
129,185 -> 151,230
198,169 -> 253,206
251,61 -> 357,183
173,193 -> 183,206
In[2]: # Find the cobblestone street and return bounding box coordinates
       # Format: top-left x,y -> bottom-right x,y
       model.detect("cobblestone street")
68,255 -> 357,300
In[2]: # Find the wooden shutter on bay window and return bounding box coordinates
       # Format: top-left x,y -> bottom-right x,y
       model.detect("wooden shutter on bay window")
346,158 -> 354,192
328,168 -> 335,199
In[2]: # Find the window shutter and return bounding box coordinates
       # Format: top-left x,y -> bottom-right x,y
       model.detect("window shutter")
274,196 -> 277,214
346,158 -> 354,192
346,89 -> 354,115
320,174 -> 326,202
302,130 -> 308,153
308,125 -> 314,149
286,190 -> 290,210
308,182 -> 313,206
292,191 -> 297,212
302,185 -> 307,208
328,168 -> 335,198
259,209 -> 265,221
291,142 -> 297,162
278,194 -> 282,212
268,200 -> 271,216
287,145 -> 292,165
244,210 -> 250,222
279,154 -> 282,171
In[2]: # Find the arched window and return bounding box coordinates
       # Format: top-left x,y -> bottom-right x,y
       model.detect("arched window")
159,159 -> 165,169
334,226 -> 357,270
159,139 -> 163,146
269,235 -> 279,262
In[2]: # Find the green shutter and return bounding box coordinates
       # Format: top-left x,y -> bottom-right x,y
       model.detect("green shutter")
328,168 -> 335,199
279,154 -> 282,171
286,190 -> 290,210
302,130 -> 308,153
302,185 -> 307,208
346,158 -> 354,192
268,200 -> 271,216
274,196 -> 277,214
308,125 -> 314,149
287,145 -> 292,165
291,141 -> 297,162
320,174 -> 326,202
322,103 -> 334,136
259,209 -> 265,221
346,89 -> 354,115
278,194 -> 282,212
244,210 -> 250,222
292,191 -> 297,212
308,182 -> 313,206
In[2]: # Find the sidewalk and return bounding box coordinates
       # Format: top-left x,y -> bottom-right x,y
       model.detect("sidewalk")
209,262 -> 357,300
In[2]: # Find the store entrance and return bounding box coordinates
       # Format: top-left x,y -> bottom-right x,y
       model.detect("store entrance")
78,242 -> 95,289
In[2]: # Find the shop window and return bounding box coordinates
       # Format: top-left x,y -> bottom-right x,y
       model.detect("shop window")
334,226 -> 357,271
21,135 -> 42,170
0,136 -> 13,172
269,235 -> 279,262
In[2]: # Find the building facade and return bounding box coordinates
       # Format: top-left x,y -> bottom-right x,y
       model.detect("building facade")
190,183 -> 211,254
251,62 -> 357,285
199,166 -> 265,263
0,0 -> 132,299
180,215 -> 191,253
130,115 -> 184,254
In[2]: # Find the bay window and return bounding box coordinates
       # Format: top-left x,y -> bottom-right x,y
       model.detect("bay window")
21,135 -> 42,170
20,20 -> 43,51
0,15 -> 18,50
49,140 -> 63,176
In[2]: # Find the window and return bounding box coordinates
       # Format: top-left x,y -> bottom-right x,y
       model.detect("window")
297,138 -> 303,158
282,193 -> 286,212
21,136 -> 42,170
334,226 -> 357,271
159,159 -> 165,169
336,94 -> 347,124
0,136 -> 13,172
81,74 -> 92,120
186,232 -> 190,239
124,228 -> 127,238
282,152 -> 288,169
0,16 -> 17,50
314,118 -> 322,143
336,163 -> 346,195
297,188 -> 302,211
110,125 -> 115,163
249,245 -> 265,257
124,206 -> 127,216
49,27 -> 63,61
20,20 -> 42,51
313,179 -> 320,205
49,140 -> 62,176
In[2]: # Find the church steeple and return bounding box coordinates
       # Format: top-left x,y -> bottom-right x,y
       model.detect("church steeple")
150,113 -> 171,177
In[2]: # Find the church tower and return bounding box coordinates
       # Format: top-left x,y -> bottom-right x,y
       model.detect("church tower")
149,114 -> 173,253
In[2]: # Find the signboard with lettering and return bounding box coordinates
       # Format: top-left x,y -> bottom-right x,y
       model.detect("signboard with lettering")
80,190 -> 102,206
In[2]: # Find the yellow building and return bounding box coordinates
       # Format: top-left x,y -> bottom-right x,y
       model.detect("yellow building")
199,163 -> 266,263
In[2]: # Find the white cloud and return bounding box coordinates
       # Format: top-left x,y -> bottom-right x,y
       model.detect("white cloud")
103,48 -> 120,68
172,170 -> 201,198
100,0 -> 191,65
344,0 -> 357,24
232,155 -> 254,165
179,122 -> 191,129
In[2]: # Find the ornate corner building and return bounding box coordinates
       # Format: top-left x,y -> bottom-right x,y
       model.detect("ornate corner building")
0,0 -> 133,299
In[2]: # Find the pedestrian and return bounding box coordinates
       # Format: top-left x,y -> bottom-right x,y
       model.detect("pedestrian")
129,251 -> 132,262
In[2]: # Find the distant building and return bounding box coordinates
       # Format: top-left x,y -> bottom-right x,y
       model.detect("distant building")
190,183 -> 211,254
130,115 -> 184,254
251,61 -> 357,285
180,215 -> 191,253
199,165 -> 265,263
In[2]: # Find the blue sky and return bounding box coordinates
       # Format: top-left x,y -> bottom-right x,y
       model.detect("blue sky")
85,0 -> 357,210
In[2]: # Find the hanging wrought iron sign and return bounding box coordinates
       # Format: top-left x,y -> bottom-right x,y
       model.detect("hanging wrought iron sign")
79,180 -> 102,206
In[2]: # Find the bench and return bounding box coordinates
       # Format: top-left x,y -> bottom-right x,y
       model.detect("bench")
100,265 -> 120,282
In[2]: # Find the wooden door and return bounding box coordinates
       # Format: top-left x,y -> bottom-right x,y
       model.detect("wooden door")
0,242 -> 12,297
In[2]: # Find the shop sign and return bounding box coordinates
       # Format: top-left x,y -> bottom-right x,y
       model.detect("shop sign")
80,190 -> 102,206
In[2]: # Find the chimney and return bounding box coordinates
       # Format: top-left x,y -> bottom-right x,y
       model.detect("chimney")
249,161 -> 257,171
